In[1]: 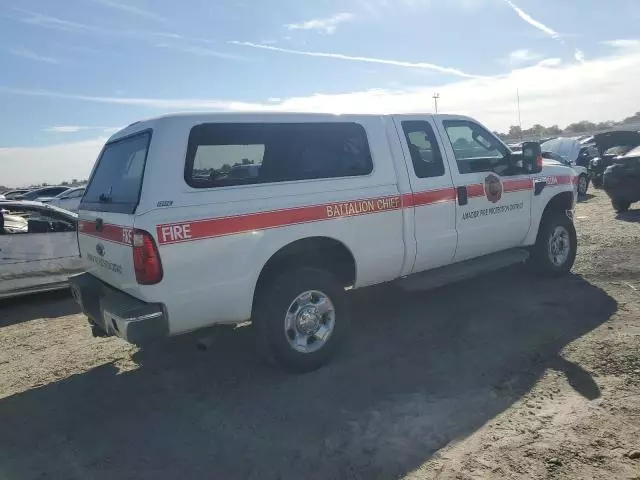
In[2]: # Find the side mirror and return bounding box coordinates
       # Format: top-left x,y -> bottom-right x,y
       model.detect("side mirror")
522,141 -> 543,174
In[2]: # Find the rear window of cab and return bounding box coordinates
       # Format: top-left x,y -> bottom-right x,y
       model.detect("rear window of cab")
184,122 -> 373,188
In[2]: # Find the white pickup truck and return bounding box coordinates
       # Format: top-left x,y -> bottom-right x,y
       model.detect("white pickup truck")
70,113 -> 578,372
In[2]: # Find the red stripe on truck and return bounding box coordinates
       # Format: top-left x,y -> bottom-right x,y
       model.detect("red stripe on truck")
85,177 -> 569,247
156,188 -> 465,245
504,178 -> 533,193
408,188 -> 457,207
466,184 -> 485,198
156,195 -> 405,245
78,220 -> 133,246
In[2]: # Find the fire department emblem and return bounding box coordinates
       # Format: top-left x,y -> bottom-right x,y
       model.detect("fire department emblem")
484,174 -> 502,204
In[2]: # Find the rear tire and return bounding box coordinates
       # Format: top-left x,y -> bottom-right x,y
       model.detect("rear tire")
252,267 -> 349,373
529,211 -> 577,277
612,199 -> 631,213
592,176 -> 602,188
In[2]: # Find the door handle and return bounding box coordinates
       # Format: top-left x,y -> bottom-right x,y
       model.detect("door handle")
457,186 -> 468,206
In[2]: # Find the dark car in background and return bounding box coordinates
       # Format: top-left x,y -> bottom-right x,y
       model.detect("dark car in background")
603,145 -> 640,213
588,131 -> 640,187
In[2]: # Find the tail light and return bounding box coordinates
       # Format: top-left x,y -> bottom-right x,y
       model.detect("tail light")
536,155 -> 543,170
132,229 -> 163,285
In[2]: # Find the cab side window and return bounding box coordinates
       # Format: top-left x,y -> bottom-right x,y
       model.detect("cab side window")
401,121 -> 445,178
443,120 -> 509,174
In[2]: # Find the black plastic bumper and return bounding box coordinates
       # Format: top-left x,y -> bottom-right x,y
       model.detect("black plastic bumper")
69,273 -> 169,346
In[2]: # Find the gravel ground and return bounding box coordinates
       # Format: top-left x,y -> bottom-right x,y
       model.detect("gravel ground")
1,188 -> 639,480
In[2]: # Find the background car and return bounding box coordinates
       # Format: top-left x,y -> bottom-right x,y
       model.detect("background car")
45,186 -> 85,212
603,145 -> 640,213
588,131 -> 640,187
539,137 -> 594,196
16,186 -> 70,201
0,200 -> 82,299
1,189 -> 31,200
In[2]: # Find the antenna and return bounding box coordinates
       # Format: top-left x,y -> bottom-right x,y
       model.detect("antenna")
517,88 -> 523,141
432,93 -> 440,114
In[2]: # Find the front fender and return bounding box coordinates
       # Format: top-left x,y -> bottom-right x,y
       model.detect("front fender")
524,171 -> 577,246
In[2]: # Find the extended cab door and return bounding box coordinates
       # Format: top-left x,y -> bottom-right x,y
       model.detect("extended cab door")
434,116 -> 532,262
393,117 -> 458,273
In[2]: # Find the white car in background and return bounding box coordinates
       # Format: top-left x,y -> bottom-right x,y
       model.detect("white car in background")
0,200 -> 82,299
539,138 -> 592,196
46,186 -> 85,212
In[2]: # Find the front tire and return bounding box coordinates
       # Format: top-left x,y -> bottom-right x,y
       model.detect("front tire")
252,267 -> 349,373
529,212 -> 577,276
612,198 -> 631,213
577,174 -> 589,196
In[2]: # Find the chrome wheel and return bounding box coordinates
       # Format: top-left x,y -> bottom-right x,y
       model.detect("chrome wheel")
284,290 -> 335,354
578,176 -> 588,195
548,225 -> 570,267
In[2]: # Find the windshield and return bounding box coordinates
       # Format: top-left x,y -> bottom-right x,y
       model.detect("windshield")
623,145 -> 640,157
540,138 -> 579,162
604,145 -> 634,156
55,187 -> 80,198
82,132 -> 151,214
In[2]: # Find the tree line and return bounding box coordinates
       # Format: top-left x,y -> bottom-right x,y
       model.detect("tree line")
1,179 -> 87,193
496,111 -> 640,141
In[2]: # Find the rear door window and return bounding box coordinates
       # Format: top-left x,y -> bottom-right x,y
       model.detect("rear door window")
81,132 -> 151,214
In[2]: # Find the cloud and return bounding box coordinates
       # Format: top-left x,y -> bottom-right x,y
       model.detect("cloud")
90,0 -> 166,22
286,13 -> 354,34
505,49 -> 542,66
3,43 -> 639,133
10,9 -> 244,61
12,8 -> 110,34
503,0 -> 559,39
357,0 -> 476,17
229,41 -> 483,78
8,47 -> 61,64
44,126 -> 120,134
1,137 -> 107,187
574,49 -> 585,63
603,39 -> 640,49
0,87 -> 257,110
4,41 -> 640,186
154,43 -> 251,61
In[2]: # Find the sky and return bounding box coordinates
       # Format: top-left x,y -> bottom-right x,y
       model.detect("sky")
1,0 -> 640,186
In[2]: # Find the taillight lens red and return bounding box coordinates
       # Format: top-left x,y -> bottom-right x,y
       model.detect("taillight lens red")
536,155 -> 543,169
132,229 -> 163,285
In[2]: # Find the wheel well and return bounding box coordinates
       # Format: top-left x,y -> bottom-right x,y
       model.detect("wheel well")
542,191 -> 574,219
255,237 -> 357,293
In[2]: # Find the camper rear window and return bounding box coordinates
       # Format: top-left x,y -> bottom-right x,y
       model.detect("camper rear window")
82,131 -> 151,214
184,122 -> 373,188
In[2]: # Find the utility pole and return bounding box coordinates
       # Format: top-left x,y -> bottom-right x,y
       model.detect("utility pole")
517,88 -> 523,141
432,93 -> 440,114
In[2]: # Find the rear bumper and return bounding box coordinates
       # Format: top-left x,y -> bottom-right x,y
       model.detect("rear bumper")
69,273 -> 169,346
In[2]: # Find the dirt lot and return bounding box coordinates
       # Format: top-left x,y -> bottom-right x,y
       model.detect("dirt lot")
1,188 -> 639,480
